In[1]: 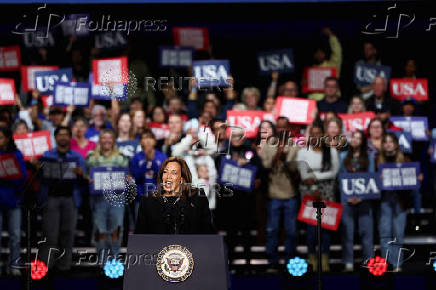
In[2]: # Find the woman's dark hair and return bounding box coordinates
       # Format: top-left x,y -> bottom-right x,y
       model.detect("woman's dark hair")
115,112 -> 134,140
311,121 -> 332,172
73,116 -> 89,127
378,132 -> 405,165
154,157 -> 194,200
150,105 -> 168,123
255,120 -> 276,147
367,117 -> 385,138
0,126 -> 18,151
343,130 -> 369,172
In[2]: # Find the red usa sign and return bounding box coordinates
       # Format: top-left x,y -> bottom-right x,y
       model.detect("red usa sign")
13,131 -> 52,161
0,45 -> 21,71
0,153 -> 23,180
226,110 -> 269,138
275,96 -> 317,125
20,65 -> 59,92
338,111 -> 376,135
0,78 -> 16,105
302,66 -> 337,93
390,78 -> 428,101
92,56 -> 128,85
297,195 -> 344,231
173,27 -> 209,51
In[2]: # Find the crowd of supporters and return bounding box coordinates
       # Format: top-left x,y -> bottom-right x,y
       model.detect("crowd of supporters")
0,27 -> 433,277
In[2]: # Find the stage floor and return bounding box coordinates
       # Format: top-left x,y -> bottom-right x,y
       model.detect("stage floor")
2,270 -> 436,290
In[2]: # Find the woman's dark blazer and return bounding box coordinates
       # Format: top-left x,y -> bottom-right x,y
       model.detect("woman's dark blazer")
134,188 -> 216,234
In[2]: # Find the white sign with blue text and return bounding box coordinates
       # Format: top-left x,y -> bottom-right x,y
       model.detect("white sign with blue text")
379,162 -> 420,191
193,60 -> 231,88
90,166 -> 128,195
53,81 -> 90,107
257,49 -> 294,75
89,73 -> 127,100
159,46 -> 194,68
34,68 -> 73,95
353,62 -> 391,86
339,172 -> 381,203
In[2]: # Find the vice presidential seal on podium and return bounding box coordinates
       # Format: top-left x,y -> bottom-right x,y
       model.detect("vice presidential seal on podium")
156,244 -> 194,283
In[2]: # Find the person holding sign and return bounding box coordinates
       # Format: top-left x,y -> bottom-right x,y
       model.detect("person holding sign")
86,129 -> 129,266
339,130 -> 375,272
306,27 -> 342,101
296,121 -> 340,272
376,132 -> 415,272
38,126 -> 87,271
354,41 -> 382,100
0,127 -> 27,276
258,122 -> 300,272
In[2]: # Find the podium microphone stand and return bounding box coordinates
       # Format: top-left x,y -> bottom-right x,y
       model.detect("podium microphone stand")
312,200 -> 326,290
21,162 -> 45,290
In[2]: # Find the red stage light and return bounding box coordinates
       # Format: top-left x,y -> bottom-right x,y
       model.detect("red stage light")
31,260 -> 47,280
367,256 -> 388,276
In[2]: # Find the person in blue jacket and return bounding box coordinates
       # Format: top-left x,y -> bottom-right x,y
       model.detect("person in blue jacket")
38,126 -> 87,271
0,126 -> 27,276
130,129 -> 167,220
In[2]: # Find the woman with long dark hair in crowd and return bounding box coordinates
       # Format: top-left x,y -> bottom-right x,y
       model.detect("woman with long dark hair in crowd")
0,127 -> 27,276
296,121 -> 339,272
115,112 -> 141,158
258,120 -> 300,271
367,118 -> 385,158
325,116 -> 347,150
131,110 -> 147,140
340,130 -> 375,271
377,132 -> 416,272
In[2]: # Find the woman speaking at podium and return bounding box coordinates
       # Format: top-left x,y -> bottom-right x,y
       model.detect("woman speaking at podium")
134,157 -> 215,234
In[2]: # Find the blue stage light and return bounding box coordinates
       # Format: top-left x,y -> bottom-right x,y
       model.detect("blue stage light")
433,260 -> 436,271
104,259 -> 124,279
287,257 -> 308,277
